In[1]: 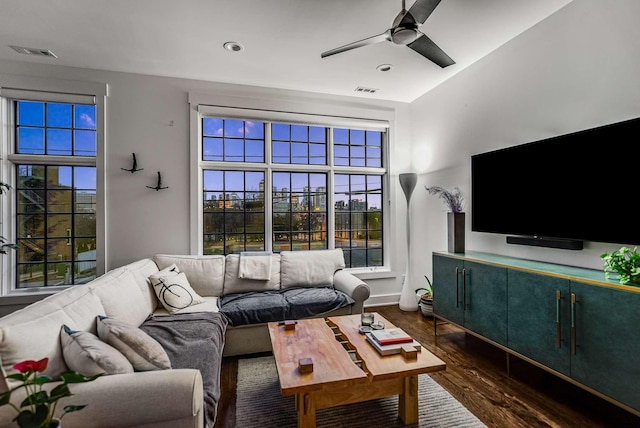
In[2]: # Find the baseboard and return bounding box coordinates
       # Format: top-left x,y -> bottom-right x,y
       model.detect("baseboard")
506,235 -> 584,250
364,294 -> 401,308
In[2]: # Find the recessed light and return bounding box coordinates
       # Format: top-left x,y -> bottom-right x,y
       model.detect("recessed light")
223,42 -> 244,52
376,64 -> 393,72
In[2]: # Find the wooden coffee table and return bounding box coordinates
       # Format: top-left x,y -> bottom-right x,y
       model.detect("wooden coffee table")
267,313 -> 446,427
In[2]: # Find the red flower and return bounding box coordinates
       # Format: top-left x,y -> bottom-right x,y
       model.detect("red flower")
13,358 -> 48,374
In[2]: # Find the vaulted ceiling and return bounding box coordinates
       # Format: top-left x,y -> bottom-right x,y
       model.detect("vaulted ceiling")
0,0 -> 573,103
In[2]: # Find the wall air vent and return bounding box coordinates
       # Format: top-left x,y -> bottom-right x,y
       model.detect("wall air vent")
9,45 -> 58,58
354,86 -> 378,94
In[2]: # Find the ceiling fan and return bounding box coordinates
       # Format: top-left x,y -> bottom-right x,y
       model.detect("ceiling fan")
321,0 -> 455,68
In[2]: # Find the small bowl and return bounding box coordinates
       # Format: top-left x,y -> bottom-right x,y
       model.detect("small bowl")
358,325 -> 373,334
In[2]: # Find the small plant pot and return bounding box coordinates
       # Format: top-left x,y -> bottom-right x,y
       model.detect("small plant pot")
419,296 -> 434,317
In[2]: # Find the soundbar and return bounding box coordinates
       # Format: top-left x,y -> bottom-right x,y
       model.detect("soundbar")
506,236 -> 584,250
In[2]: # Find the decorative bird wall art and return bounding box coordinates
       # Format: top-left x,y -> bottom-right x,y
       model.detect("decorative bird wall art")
147,171 -> 169,191
121,153 -> 144,173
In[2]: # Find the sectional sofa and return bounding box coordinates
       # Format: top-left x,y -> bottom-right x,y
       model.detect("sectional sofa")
0,249 -> 370,428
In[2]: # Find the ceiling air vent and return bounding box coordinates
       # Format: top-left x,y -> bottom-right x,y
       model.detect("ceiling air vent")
354,86 -> 378,94
9,45 -> 58,58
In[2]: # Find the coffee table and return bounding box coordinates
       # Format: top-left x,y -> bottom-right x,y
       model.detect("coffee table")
267,313 -> 446,427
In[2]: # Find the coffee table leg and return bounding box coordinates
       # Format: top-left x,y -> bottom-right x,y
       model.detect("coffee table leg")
398,375 -> 419,425
296,392 -> 316,428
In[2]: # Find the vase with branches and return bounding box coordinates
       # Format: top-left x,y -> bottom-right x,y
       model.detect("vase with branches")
424,186 -> 464,213
425,185 -> 465,253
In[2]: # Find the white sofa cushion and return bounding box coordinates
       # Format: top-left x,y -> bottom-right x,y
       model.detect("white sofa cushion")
153,254 -> 225,297
97,316 -> 171,371
0,304 -> 73,391
280,249 -> 346,288
123,258 -> 160,312
0,287 -> 106,391
61,325 -> 134,376
90,267 -> 151,327
223,254 -> 281,295
148,268 -> 206,314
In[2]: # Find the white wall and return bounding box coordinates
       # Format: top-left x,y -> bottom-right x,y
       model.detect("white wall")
409,0 -> 640,285
0,59 -> 412,302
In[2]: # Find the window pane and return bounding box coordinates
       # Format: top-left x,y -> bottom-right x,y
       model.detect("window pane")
17,128 -> 44,154
272,172 -> 327,252
74,130 -> 97,156
18,263 -> 44,288
47,190 -> 73,212
15,164 -> 97,289
74,105 -> 96,130
47,129 -> 72,155
334,173 -> 384,268
203,137 -> 224,161
47,103 -> 72,127
18,101 -> 45,126
201,170 -> 265,254
272,124 -> 327,166
17,101 -> 96,157
203,118 -> 223,137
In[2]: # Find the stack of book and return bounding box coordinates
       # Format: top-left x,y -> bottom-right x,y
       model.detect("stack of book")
365,328 -> 421,356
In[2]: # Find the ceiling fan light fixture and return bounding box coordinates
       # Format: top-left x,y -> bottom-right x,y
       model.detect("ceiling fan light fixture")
223,41 -> 244,52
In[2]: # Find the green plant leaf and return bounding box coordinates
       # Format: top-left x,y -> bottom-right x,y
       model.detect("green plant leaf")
63,404 -> 87,413
15,404 -> 48,428
20,391 -> 48,407
49,384 -> 71,402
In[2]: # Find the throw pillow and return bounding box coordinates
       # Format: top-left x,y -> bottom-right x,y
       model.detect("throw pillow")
148,268 -> 206,313
96,316 -> 172,371
60,325 -> 134,376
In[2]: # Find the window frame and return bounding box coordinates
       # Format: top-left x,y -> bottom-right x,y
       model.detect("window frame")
0,75 -> 107,297
189,97 -> 394,274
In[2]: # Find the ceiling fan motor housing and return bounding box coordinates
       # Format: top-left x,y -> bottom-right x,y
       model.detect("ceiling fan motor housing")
391,25 -> 419,45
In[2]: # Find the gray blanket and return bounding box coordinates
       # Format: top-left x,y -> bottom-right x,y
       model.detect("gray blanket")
140,312 -> 228,428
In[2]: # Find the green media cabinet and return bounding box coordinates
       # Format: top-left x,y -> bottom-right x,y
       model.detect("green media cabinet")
432,251 -> 640,416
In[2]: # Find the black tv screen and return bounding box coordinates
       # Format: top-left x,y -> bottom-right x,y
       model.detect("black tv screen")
471,116 -> 640,247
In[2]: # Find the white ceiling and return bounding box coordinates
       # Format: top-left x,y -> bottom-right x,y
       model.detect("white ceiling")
0,0 -> 573,103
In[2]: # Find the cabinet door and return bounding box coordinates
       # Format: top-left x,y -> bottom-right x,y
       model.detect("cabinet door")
463,261 -> 508,346
570,281 -> 640,411
432,254 -> 464,325
508,270 -> 571,376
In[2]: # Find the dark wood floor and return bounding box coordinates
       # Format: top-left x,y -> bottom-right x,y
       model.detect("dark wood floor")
214,305 -> 640,428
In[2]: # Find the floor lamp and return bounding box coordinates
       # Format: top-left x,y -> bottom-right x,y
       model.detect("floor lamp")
399,173 -> 419,311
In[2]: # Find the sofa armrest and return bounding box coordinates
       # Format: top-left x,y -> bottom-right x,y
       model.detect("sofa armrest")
0,369 -> 204,428
334,270 -> 370,313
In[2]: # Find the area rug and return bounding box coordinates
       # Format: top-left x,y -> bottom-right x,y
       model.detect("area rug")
236,356 -> 487,428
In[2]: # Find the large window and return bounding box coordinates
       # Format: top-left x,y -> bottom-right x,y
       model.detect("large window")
198,112 -> 387,269
1,84 -> 104,294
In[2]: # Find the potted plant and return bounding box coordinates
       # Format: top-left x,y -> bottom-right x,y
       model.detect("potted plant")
416,275 -> 434,316
0,358 -> 101,427
425,185 -> 465,253
601,246 -> 640,285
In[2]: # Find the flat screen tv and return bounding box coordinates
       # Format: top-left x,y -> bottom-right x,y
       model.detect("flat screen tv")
471,116 -> 640,249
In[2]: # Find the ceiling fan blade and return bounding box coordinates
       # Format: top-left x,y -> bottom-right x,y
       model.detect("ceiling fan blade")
408,33 -> 455,68
321,31 -> 391,58
408,0 -> 442,25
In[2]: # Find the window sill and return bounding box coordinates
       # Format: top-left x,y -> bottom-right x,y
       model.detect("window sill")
346,267 -> 396,280
0,287 -> 66,304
